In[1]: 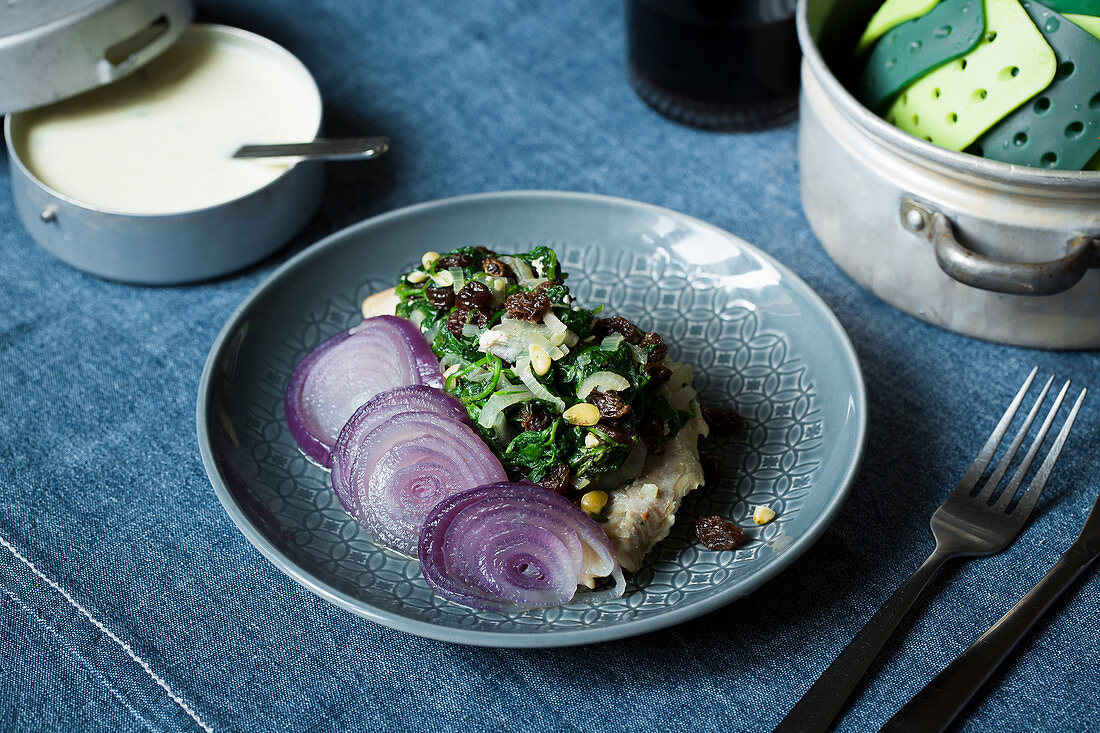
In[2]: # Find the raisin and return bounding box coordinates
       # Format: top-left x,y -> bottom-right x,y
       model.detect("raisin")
700,452 -> 723,486
639,419 -> 665,455
456,281 -> 492,310
594,421 -> 635,446
446,308 -> 468,338
505,291 -> 551,321
437,252 -> 473,269
446,307 -> 487,337
643,362 -> 672,386
592,316 -> 641,344
539,463 -> 571,494
424,285 -> 455,310
641,332 -> 668,363
694,516 -> 748,551
520,403 -> 553,432
589,390 -> 631,420
703,407 -> 744,435
467,308 -> 490,330
482,257 -> 513,278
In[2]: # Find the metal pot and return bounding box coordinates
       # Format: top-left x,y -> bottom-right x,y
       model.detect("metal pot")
3,21 -> 325,285
797,0 -> 1100,349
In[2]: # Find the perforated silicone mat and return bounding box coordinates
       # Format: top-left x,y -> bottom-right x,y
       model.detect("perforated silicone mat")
857,0 -> 944,52
859,0 -> 985,109
886,0 -> 1057,150
974,1 -> 1100,169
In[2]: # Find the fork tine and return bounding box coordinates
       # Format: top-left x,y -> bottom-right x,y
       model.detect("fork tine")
975,374 -> 1054,502
995,380 -> 1071,511
1009,387 -> 1087,518
957,366 -> 1038,493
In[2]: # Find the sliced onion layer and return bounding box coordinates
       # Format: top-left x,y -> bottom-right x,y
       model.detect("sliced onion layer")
331,410 -> 507,555
329,386 -> 470,515
284,315 -> 443,467
419,482 -> 625,612
344,385 -> 468,441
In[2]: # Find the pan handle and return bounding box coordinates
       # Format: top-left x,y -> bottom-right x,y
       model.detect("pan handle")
900,199 -> 1099,296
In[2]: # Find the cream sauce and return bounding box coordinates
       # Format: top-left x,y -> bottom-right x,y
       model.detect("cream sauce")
11,25 -> 321,215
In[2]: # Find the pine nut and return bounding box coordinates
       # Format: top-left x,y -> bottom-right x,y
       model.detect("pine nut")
529,344 -> 552,376
563,403 -> 600,426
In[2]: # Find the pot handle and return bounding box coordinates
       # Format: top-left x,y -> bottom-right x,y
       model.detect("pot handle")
900,199 -> 1100,296
99,15 -> 175,79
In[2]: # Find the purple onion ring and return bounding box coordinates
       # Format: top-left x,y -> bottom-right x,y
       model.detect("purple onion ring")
419,482 -> 625,612
284,316 -> 443,467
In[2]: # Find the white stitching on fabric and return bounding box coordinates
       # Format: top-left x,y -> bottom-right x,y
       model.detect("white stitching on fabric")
0,584 -> 161,733
0,532 -> 214,733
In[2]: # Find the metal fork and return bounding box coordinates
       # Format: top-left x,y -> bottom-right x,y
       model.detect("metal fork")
773,367 -> 1087,733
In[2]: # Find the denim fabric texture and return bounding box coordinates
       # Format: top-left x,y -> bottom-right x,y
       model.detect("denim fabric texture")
1,1 -> 1098,731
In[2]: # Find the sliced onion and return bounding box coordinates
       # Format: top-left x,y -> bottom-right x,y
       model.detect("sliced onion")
438,353 -> 466,374
499,255 -> 535,284
419,482 -> 625,612
576,370 -> 631,399
542,312 -> 580,349
670,384 -> 697,410
285,316 -> 443,467
331,411 -> 506,555
516,357 -> 566,412
477,387 -> 534,429
600,334 -> 624,352
329,385 -> 469,515
626,342 -> 648,364
481,320 -> 566,363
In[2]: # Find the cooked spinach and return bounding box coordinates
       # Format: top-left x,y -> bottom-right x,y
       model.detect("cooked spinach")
394,245 -> 689,493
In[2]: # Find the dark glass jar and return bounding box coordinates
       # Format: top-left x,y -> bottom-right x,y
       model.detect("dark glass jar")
625,0 -> 801,130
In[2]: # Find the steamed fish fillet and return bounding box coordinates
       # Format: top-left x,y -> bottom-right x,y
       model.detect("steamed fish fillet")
603,414 -> 708,572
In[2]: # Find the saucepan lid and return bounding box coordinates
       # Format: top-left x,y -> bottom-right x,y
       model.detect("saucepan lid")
0,0 -> 193,115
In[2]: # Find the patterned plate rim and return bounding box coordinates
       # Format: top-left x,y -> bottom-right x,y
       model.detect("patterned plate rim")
196,190 -> 868,648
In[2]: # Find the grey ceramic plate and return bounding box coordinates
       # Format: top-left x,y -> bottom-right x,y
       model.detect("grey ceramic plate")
197,191 -> 867,647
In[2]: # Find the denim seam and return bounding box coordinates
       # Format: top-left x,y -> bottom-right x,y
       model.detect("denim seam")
0,531 -> 214,733
0,584 -> 160,733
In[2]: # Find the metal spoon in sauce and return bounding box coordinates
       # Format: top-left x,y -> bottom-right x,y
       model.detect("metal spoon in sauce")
232,136 -> 389,162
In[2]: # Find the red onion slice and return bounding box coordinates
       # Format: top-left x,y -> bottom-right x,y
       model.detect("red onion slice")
331,411 -> 507,555
284,316 -> 443,467
419,482 -> 625,612
327,386 -> 470,515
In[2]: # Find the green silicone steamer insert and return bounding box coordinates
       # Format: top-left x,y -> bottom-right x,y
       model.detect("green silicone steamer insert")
886,0 -> 1057,150
859,0 -> 986,110
1066,12 -> 1100,38
974,0 -> 1100,169
1041,0 -> 1100,13
858,0 -> 945,53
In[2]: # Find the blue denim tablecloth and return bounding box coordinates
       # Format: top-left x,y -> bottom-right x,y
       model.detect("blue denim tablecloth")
1,1 -> 1097,731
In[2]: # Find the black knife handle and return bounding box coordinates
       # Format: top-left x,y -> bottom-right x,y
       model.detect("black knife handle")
773,549 -> 953,733
881,544 -> 1098,733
